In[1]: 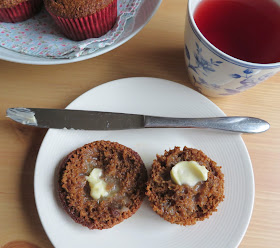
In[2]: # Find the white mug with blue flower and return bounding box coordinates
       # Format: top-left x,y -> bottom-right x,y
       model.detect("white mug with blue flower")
185,0 -> 280,97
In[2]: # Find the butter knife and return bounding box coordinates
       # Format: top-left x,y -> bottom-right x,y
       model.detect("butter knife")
6,108 -> 270,133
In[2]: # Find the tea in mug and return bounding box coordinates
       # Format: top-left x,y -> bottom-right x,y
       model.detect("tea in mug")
194,0 -> 280,64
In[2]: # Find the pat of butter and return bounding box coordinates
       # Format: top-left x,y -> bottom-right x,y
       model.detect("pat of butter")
86,168 -> 109,200
170,161 -> 209,187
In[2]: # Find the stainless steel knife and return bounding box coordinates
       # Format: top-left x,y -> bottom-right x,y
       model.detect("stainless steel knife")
6,107 -> 270,133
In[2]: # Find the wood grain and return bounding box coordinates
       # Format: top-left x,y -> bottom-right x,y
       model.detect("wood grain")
2,241 -> 40,248
0,0 -> 279,247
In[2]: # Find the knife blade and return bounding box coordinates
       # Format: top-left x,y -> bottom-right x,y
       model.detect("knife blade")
6,108 -> 270,133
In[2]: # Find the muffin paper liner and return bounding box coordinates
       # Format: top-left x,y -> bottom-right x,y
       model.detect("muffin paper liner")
0,0 -> 43,23
0,0 -> 143,58
47,0 -> 118,41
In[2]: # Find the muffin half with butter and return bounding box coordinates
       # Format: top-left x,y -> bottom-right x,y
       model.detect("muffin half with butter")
146,146 -> 224,225
58,140 -> 148,229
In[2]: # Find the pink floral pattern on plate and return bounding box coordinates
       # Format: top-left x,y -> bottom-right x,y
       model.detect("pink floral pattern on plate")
0,0 -> 142,59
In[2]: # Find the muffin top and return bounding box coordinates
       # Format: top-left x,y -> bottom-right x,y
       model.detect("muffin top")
44,0 -> 115,18
58,140 -> 148,229
146,146 -> 224,225
0,0 -> 28,8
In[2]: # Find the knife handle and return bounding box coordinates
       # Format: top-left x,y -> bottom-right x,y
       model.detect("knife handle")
144,116 -> 270,133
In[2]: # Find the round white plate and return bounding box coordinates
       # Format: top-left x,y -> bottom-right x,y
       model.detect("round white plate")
34,77 -> 254,248
0,0 -> 161,65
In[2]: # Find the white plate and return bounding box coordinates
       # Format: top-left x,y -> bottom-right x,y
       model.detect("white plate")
0,0 -> 161,65
34,78 -> 254,248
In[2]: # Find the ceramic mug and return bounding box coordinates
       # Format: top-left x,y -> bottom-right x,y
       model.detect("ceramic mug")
184,0 -> 280,97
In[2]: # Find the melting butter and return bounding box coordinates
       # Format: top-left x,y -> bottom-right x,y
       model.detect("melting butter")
170,161 -> 208,187
86,168 -> 109,200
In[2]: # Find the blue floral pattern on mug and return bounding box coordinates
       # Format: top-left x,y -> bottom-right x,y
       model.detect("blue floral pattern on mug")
222,70 -> 275,95
184,3 -> 280,97
185,42 -> 277,96
192,75 -> 220,93
185,43 -> 223,76
219,71 -> 276,95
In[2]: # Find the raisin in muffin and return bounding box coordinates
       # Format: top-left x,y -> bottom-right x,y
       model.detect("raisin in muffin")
146,146 -> 224,225
58,140 -> 147,229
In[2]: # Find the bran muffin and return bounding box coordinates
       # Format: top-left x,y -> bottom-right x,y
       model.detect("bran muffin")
58,140 -> 148,229
0,0 -> 43,23
44,0 -> 118,40
146,146 -> 224,225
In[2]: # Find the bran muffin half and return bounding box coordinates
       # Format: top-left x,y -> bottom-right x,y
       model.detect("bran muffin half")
146,146 -> 224,225
44,0 -> 118,40
58,140 -> 148,230
0,0 -> 43,23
